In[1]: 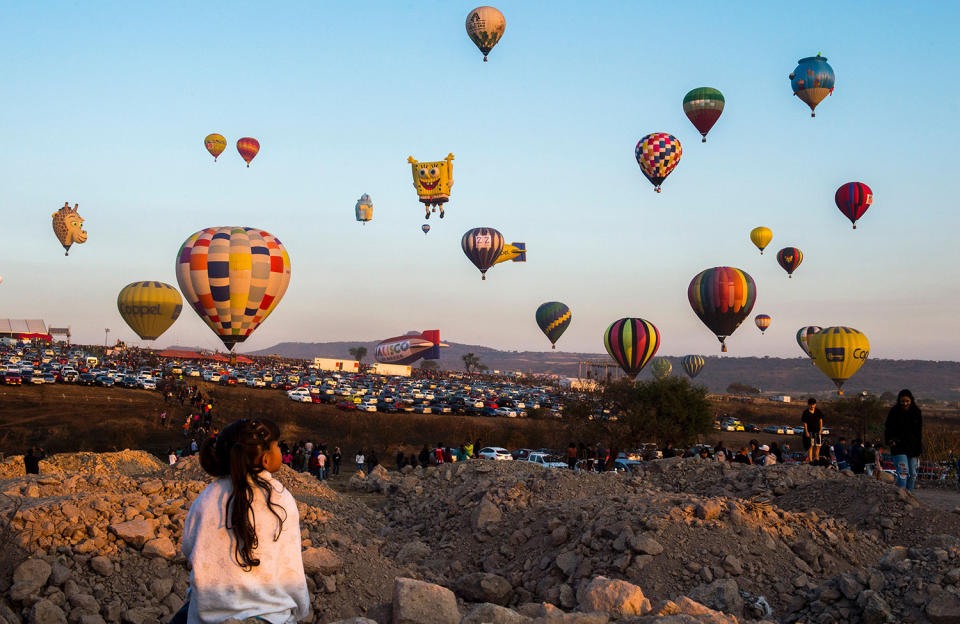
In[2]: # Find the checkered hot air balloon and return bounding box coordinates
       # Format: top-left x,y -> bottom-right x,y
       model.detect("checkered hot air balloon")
535,302 -> 571,349
176,227 -> 291,351
635,133 -> 682,192
461,227 -> 504,280
603,318 -> 660,379
835,182 -> 873,229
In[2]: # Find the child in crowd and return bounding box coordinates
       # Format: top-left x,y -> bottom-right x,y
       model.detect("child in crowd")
174,418 -> 309,624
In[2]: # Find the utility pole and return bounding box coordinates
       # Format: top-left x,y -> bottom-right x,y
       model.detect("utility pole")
104,328 -> 110,347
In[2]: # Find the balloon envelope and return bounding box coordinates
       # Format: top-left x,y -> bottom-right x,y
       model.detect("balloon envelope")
755,314 -> 771,333
461,227 -> 504,279
176,227 -> 291,350
688,267 -> 757,352
237,137 -> 260,167
355,194 -> 373,223
535,302 -> 571,349
52,203 -> 87,256
683,88 -> 724,141
835,182 -> 873,229
650,357 -> 672,380
117,281 -> 183,341
681,355 -> 705,379
603,318 -> 660,379
466,6 -> 506,61
422,224 -> 430,234
776,247 -> 803,277
796,326 -> 822,358
750,227 -> 772,254
635,133 -> 681,192
807,326 -> 869,394
790,55 -> 835,116
204,134 -> 227,161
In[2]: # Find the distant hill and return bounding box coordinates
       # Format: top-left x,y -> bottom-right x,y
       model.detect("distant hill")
248,340 -> 960,402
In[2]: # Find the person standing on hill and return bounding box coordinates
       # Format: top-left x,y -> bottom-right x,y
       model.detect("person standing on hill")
885,389 -> 923,491
801,398 -> 825,463
418,445 -> 430,468
331,447 -> 342,476
567,442 -> 578,470
355,450 -> 365,473
24,447 -> 41,474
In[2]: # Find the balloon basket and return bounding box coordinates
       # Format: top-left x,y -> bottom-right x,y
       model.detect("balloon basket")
852,225 -> 857,230
788,275 -> 792,279
481,275 -> 486,280
811,112 -> 816,118
551,345 -> 556,350
483,56 -> 488,62
655,187 -> 662,193
701,137 -> 706,143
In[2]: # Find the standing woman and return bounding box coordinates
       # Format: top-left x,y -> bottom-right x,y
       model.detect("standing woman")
885,389 -> 923,490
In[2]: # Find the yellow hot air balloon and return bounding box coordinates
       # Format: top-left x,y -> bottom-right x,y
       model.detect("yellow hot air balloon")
807,326 -> 870,395
117,282 -> 183,341
204,134 -> 227,161
750,227 -> 773,255
466,6 -> 506,61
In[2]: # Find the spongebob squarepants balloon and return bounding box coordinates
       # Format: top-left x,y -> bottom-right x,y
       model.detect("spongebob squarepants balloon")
408,153 -> 454,219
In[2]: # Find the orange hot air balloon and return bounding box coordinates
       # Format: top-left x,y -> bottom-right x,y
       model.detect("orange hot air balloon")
237,137 -> 260,167
204,134 -> 227,161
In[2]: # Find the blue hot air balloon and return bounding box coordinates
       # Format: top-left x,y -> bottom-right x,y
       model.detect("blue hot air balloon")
790,54 -> 835,117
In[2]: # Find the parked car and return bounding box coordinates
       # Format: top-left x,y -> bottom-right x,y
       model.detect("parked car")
2,371 -> 21,385
477,447 -> 513,460
763,425 -> 785,435
523,452 -> 567,468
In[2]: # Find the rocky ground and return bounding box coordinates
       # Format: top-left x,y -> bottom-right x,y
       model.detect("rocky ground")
1,452 -> 959,624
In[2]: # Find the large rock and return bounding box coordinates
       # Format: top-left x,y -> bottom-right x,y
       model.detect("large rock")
27,599 -> 67,624
927,592 -> 960,624
629,534 -> 663,556
396,539 -> 431,562
556,551 -> 579,576
10,559 -> 52,602
393,578 -> 460,624
529,613 -> 609,624
461,603 -> 530,624
108,518 -> 156,548
695,500 -> 723,521
142,537 -> 177,560
578,576 -> 651,618
861,591 -> 893,624
302,547 -> 342,576
89,556 -> 114,577
686,579 -> 743,618
473,498 -> 503,532
455,572 -> 513,606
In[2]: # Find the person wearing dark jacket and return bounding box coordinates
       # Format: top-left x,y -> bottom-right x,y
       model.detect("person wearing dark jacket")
884,389 -> 923,491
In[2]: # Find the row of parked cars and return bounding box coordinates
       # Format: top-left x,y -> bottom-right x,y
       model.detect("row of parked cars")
718,419 -> 831,436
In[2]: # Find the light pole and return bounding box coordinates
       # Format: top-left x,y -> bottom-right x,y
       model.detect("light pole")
104,328 -> 110,347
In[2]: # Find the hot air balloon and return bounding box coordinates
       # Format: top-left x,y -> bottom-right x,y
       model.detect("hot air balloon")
535,302 -> 571,350
790,54 -> 835,117
683,88 -> 725,142
635,133 -> 681,192
52,202 -> 87,256
603,318 -> 660,379
408,154 -> 454,218
776,247 -> 803,278
755,314 -> 771,334
204,134 -> 227,161
835,182 -> 873,229
422,224 -> 431,235
355,194 -> 373,224
461,227 -> 504,280
466,6 -> 505,62
796,326 -> 822,360
175,227 -> 291,351
117,282 -> 183,341
688,267 -> 757,352
681,355 -> 705,379
0,276 -> 4,285
750,227 -> 773,255
650,357 -> 672,380
237,137 -> 260,167
807,326 -> 869,395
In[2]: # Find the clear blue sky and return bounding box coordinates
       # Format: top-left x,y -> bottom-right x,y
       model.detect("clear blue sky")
1,1 -> 958,360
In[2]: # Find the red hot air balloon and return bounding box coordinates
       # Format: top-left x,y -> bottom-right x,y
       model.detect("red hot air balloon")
603,318 -> 660,379
835,182 -> 873,229
237,137 -> 260,167
688,267 -> 757,352
776,247 -> 803,278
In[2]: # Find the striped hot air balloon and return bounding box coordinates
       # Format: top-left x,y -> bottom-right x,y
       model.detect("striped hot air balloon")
650,357 -> 672,380
835,182 -> 873,229
117,282 -> 183,341
777,247 -> 803,278
807,326 -> 869,395
603,317 -> 660,379
175,227 -> 291,350
535,302 -> 571,349
755,314 -> 771,334
635,133 -> 682,192
683,87 -> 725,142
688,267 -> 757,352
796,325 -> 822,359
236,137 -> 260,167
461,227 -> 504,280
681,355 -> 705,379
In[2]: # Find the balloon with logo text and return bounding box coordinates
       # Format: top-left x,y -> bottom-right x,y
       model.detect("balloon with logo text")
806,326 -> 869,395
117,282 -> 183,341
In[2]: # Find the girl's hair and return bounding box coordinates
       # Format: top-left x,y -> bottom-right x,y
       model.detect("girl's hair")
199,418 -> 286,570
897,389 -> 917,406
